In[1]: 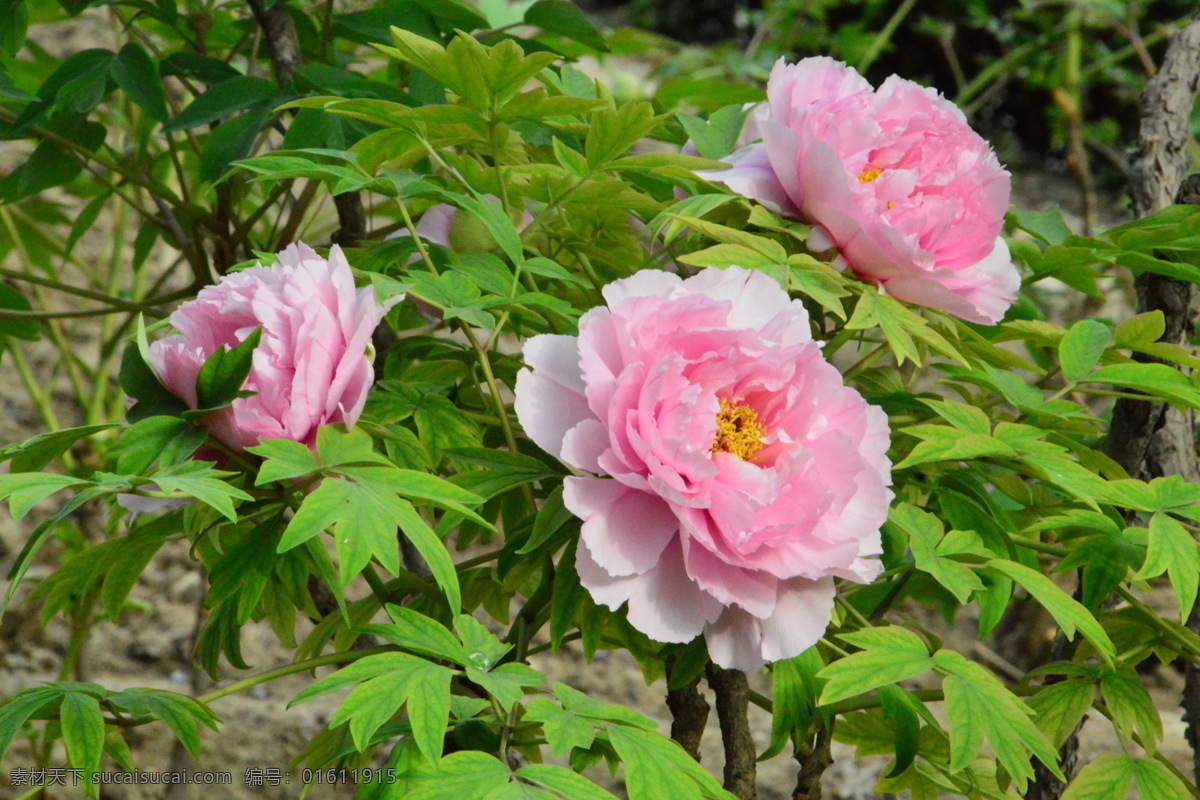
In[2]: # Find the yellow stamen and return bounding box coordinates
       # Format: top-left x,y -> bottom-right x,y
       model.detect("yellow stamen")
858,166 -> 884,183
712,399 -> 766,461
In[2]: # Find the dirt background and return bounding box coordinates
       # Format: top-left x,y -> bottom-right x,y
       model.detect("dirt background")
0,10 -> 1193,800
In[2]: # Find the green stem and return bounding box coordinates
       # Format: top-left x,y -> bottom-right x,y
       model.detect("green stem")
855,0 -> 918,74
197,647 -> 395,707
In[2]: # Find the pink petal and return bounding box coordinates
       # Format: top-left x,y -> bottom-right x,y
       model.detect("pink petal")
578,537 -> 723,644
565,476 -> 678,577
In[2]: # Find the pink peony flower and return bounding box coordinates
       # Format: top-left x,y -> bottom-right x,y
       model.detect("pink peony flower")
515,266 -> 892,671
696,57 -> 1019,325
148,243 -> 401,451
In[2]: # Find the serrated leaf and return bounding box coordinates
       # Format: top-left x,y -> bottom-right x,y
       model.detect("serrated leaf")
1098,665 -> 1162,754
1134,513 -> 1200,620
987,559 -> 1115,664
935,649 -> 1062,790
391,751 -> 510,800
1028,680 -> 1095,748
1061,754 -> 1133,800
608,725 -> 735,800
247,438 -> 320,485
524,698 -> 596,758
1132,758 -> 1191,800
515,764 -> 620,800
889,503 -> 983,604
368,605 -> 470,666
107,690 -> 220,760
817,627 -> 933,706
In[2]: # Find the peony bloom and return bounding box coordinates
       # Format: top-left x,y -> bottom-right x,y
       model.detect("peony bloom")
695,57 -> 1019,325
148,243 -> 401,451
515,266 -> 892,671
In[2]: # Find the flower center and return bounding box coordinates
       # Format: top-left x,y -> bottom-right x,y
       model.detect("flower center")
857,166 -> 884,183
712,399 -> 766,461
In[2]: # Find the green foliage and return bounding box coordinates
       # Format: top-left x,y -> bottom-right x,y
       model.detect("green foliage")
3,6 -> 1200,800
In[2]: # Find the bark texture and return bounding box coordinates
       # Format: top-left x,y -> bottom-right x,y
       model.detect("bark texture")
666,672 -> 710,762
708,667 -> 757,800
1101,9 -> 1200,794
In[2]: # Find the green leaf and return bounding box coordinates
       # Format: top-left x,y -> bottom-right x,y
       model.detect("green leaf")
524,0 -> 607,50
817,627 -> 934,706
515,764 -> 620,800
368,605 -> 470,666
1098,665 -> 1162,754
1061,754 -> 1133,800
888,503 -> 983,604
935,649 -> 1062,790
763,648 -> 822,760
111,416 -> 206,475
0,688 -> 62,761
394,497 -> 462,612
107,690 -> 220,760
391,751 -> 510,800
518,485 -> 575,555
3,487 -> 106,617
454,614 -> 512,670
1059,319 -> 1113,382
336,659 -> 451,760
119,321 -> 189,422
608,725 -> 735,800
0,284 -> 38,340
61,691 -> 105,786
112,43 -> 169,122
1114,311 -> 1165,349
163,75 -> 280,132
676,104 -> 751,161
586,103 -> 657,170
1085,363 -> 1200,410
1134,513 -> 1200,620
1028,680 -> 1095,749
1132,758 -> 1192,800
467,663 -> 543,711
151,461 -> 252,521
524,698 -> 596,758
987,559 -> 1116,664
247,438 -> 321,485
200,104 -> 274,183
877,685 -> 921,778
194,327 -> 262,410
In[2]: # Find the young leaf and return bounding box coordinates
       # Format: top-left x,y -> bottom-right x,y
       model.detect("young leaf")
817,627 -> 934,706
193,327 -> 262,410
607,725 -> 735,800
934,649 -> 1062,790
247,438 -> 321,485
1134,513 -> 1200,620
524,698 -> 596,757
515,764 -> 620,800
987,559 -> 1116,664
1060,754 -> 1133,800
1098,665 -> 1162,754
61,691 -> 105,786
1058,319 -> 1113,382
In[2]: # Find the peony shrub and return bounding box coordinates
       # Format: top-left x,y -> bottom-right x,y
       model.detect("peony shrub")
1,16 -> 1199,800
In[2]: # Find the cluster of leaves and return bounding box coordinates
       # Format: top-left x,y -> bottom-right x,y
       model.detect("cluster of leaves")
3,3 -> 1200,800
